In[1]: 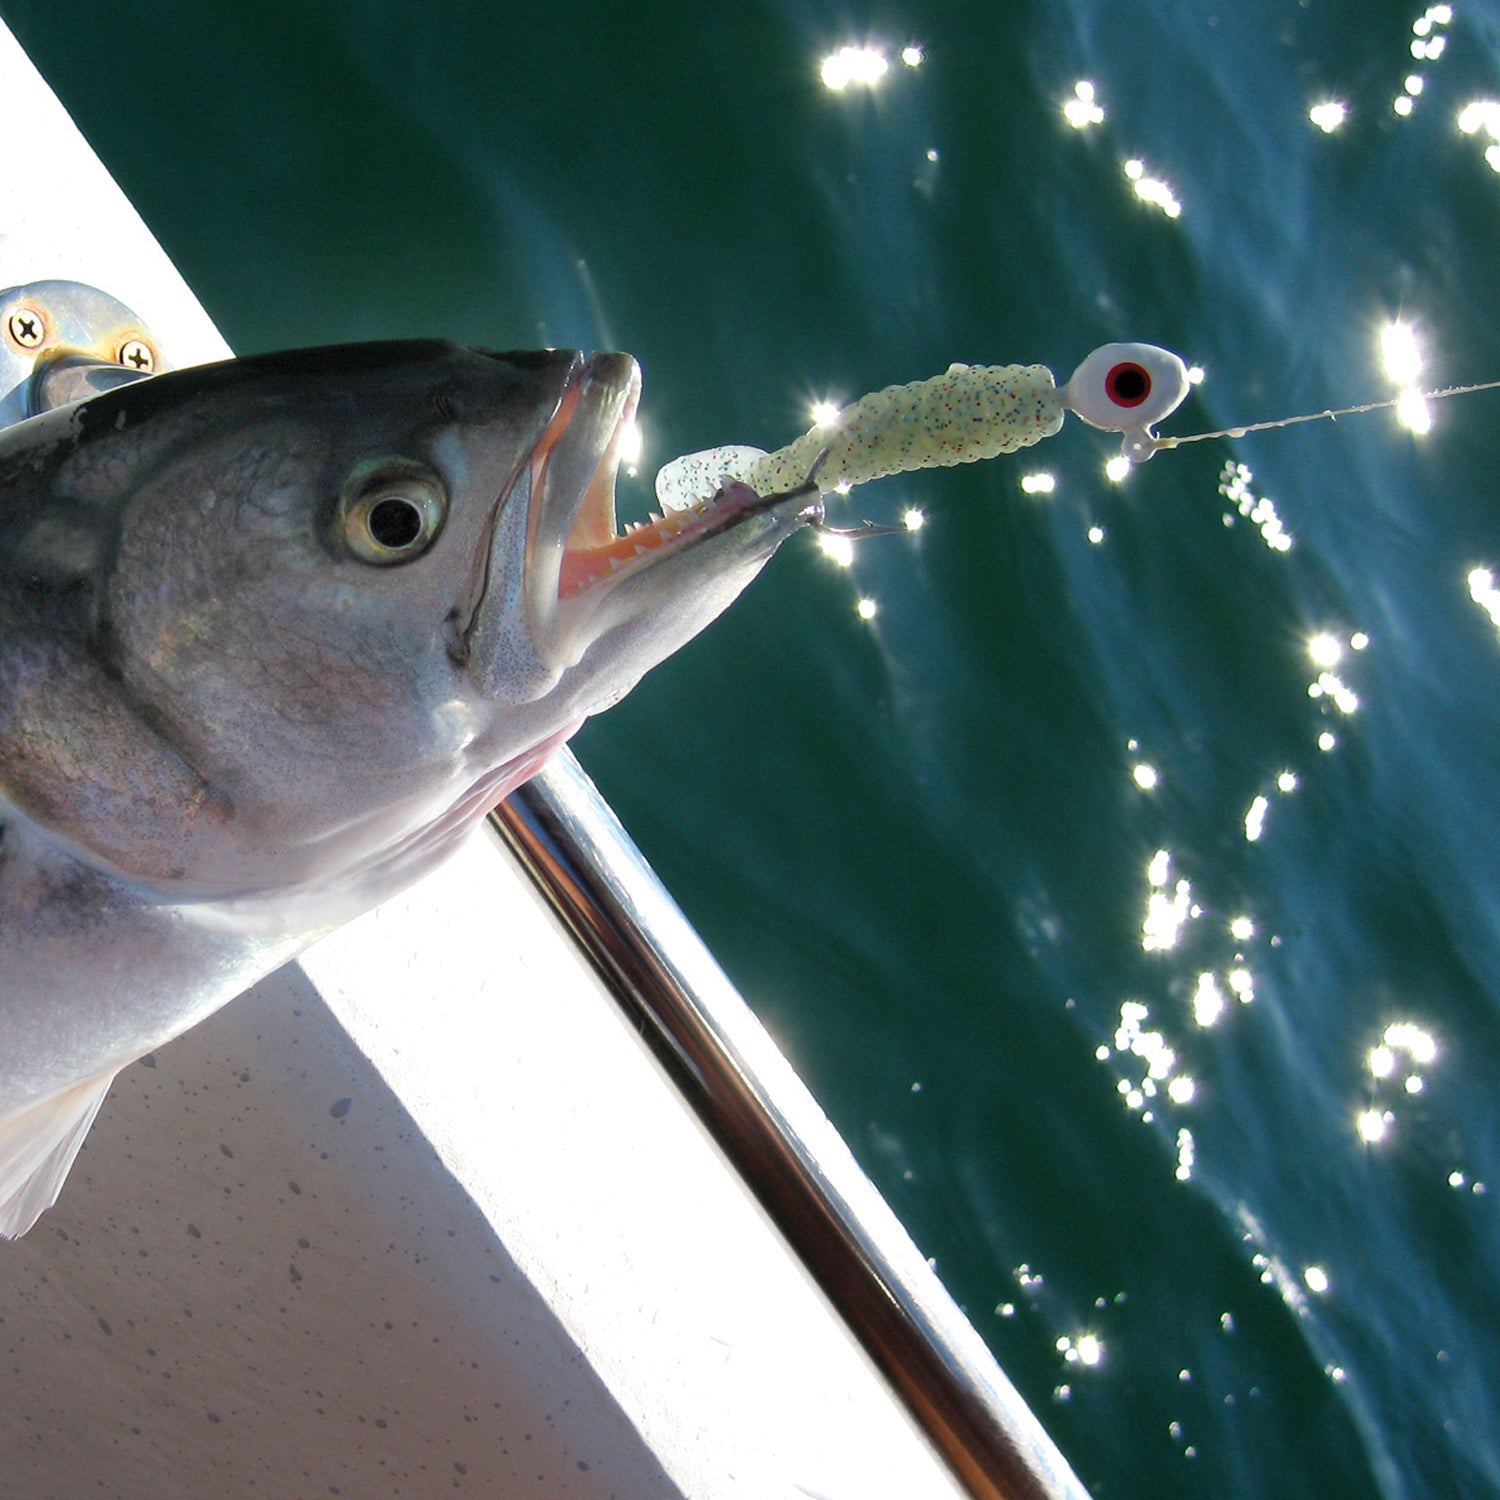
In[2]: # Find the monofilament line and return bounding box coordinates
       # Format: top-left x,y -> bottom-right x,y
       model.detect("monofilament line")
1148,377 -> 1500,451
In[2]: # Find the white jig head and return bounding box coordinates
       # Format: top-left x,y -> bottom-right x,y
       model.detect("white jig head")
1058,342 -> 1192,462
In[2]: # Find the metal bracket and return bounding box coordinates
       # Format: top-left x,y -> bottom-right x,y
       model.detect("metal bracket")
0,279 -> 165,431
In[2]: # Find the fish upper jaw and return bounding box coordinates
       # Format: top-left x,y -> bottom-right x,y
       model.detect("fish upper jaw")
529,350 -> 643,626
453,351 -> 633,702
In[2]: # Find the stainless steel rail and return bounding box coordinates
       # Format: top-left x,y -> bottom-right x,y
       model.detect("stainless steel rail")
491,748 -> 1093,1500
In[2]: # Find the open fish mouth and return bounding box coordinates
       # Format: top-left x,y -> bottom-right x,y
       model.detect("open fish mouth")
556,472 -> 812,600
528,353 -> 821,644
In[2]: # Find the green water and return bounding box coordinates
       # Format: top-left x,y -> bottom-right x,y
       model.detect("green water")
7,2 -> 1500,1494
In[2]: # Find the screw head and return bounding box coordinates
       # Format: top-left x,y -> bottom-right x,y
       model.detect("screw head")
117,338 -> 155,373
6,306 -> 46,349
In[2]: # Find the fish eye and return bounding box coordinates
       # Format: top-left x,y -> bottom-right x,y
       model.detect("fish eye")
1059,342 -> 1191,433
337,461 -> 447,565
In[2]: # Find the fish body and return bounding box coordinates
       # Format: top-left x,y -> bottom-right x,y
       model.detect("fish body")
0,341 -> 817,1235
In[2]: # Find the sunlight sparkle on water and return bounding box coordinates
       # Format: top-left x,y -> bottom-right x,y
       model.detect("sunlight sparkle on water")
1133,763 -> 1159,790
1176,1128 -> 1195,1181
1142,851 -> 1194,951
1063,80 -> 1105,129
1244,795 -> 1268,842
901,45 -> 924,68
855,597 -> 878,620
1468,567 -> 1500,630
1243,1215 -> 1324,1319
1057,1333 -> 1104,1367
1219,462 -> 1293,551
1309,633 -> 1342,668
1230,916 -> 1255,941
1307,634 -> 1361,712
1396,388 -> 1433,433
1115,1002 -> 1174,1082
1021,472 -> 1056,494
1309,672 -> 1359,713
1403,3 -> 1452,102
902,508 -> 925,532
1359,1022 -> 1438,1144
1381,322 -> 1423,386
1105,455 -> 1132,483
1124,158 -> 1182,217
1458,101 -> 1500,172
1193,972 -> 1226,1027
1380,322 -> 1434,433
817,532 -> 855,567
1384,1021 -> 1437,1065
820,45 -> 889,90
1309,101 -> 1347,133
809,398 -> 841,428
1108,1000 -> 1200,1128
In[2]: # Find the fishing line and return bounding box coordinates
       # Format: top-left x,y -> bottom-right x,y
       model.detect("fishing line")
1145,376 -> 1500,452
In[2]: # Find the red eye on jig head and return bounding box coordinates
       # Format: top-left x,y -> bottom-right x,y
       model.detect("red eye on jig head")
1060,342 -> 1192,461
1103,361 -> 1150,407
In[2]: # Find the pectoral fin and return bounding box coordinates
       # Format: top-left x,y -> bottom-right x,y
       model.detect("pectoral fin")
0,1070 -> 116,1238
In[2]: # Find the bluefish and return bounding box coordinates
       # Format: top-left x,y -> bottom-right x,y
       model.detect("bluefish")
0,341 -> 818,1236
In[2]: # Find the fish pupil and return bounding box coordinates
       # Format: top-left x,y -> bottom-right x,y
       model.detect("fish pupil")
368,496 -> 424,549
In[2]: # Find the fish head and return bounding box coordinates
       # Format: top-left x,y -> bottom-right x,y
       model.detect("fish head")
1,342 -> 816,903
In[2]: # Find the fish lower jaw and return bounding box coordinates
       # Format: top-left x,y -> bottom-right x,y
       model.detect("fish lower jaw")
549,477 -> 817,652
556,498 -> 717,599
